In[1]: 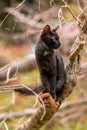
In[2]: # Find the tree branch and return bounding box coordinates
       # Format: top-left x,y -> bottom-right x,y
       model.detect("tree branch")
15,4 -> 87,129
0,97 -> 87,121
15,93 -> 58,130
0,108 -> 37,121
0,2 -> 87,130
61,0 -> 77,20
0,57 -> 36,82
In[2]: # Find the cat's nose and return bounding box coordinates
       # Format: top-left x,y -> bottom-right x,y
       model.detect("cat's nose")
54,43 -> 60,49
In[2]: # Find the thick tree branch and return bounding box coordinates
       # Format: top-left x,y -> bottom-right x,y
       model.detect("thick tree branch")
0,57 -> 36,82
15,4 -> 87,129
15,93 -> 58,130
0,97 -> 87,121
0,2 -> 87,130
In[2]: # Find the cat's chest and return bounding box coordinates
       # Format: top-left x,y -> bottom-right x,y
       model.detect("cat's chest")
35,42 -> 56,67
36,49 -> 54,63
35,44 -> 57,73
37,51 -> 56,70
36,45 -> 53,59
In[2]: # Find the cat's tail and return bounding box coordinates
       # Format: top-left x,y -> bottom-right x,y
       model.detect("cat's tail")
14,84 -> 43,95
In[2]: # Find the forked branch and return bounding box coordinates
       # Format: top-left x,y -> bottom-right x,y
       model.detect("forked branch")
15,4 -> 87,130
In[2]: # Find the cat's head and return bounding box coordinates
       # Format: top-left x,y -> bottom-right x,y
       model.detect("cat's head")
41,25 -> 61,49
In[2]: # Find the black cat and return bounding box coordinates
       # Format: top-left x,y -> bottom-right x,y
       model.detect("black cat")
15,25 -> 66,101
35,25 -> 66,101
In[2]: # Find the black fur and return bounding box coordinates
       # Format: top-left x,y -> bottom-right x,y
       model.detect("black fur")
35,25 -> 66,101
15,25 -> 66,101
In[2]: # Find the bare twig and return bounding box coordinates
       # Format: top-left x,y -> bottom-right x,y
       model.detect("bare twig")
15,93 -> 58,130
22,84 -> 46,121
76,0 -> 87,10
3,122 -> 9,130
61,0 -> 77,20
0,108 -> 37,121
4,7 -> 44,29
0,97 -> 87,126
0,1 -> 87,130
0,0 -> 26,27
15,18 -> 85,130
0,57 -> 36,82
60,97 -> 87,110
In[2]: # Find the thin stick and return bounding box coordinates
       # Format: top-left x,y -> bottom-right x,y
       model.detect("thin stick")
3,122 -> 9,130
38,0 -> 41,11
61,0 -> 77,21
22,84 -> 46,121
0,0 -> 26,27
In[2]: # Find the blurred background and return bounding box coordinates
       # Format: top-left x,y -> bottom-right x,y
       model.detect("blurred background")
0,0 -> 87,130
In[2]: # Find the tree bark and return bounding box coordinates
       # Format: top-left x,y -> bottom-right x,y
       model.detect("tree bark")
15,93 -> 59,130
15,4 -> 87,130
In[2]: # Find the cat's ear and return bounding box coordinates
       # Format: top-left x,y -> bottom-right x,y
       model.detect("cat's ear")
52,25 -> 59,32
43,25 -> 51,34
